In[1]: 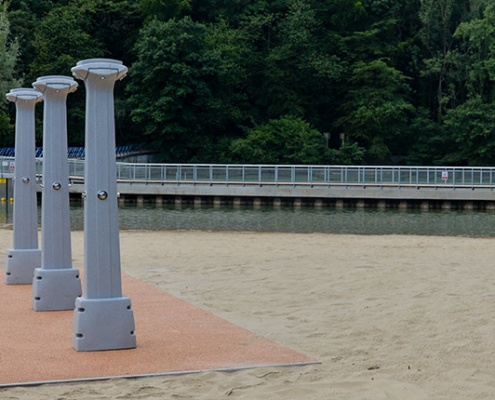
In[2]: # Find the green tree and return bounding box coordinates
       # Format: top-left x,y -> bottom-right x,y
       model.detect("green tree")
405,107 -> 457,165
139,0 -> 191,20
417,0 -> 491,120
126,17 -> 232,162
0,1 -> 22,146
25,0 -> 141,146
229,115 -> 337,164
8,0 -> 59,79
432,3 -> 495,166
190,0 -> 288,24
31,9 -> 104,79
319,0 -> 423,162
338,141 -> 366,165
205,18 -> 259,127
29,0 -> 140,79
8,0 -> 495,166
261,0 -> 343,121
453,4 -> 495,102
335,59 -> 414,163
30,5 -> 105,145
444,96 -> 495,165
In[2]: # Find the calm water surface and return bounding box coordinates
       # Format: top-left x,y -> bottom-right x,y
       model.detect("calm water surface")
1,202 -> 494,237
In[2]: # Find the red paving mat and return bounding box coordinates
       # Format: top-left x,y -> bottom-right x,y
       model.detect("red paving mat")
0,270 -> 317,386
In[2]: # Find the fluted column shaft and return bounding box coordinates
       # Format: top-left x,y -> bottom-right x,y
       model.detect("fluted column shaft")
71,59 -> 135,351
5,88 -> 42,284
31,76 -> 81,311
34,76 -> 77,269
74,60 -> 125,299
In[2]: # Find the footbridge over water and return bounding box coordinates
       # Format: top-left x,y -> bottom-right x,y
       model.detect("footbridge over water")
2,157 -> 495,209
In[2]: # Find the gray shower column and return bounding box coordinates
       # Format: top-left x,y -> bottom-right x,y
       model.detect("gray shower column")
71,59 -> 136,351
31,76 -> 82,311
5,88 -> 42,285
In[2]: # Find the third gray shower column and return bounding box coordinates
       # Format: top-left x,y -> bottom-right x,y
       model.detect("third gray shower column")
71,59 -> 136,351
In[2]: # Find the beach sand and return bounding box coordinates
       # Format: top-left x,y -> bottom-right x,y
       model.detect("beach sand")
2,229 -> 495,399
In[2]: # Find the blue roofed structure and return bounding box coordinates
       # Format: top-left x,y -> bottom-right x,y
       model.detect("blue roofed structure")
0,144 -> 141,159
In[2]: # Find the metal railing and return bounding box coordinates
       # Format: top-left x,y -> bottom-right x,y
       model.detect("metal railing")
2,156 -> 495,190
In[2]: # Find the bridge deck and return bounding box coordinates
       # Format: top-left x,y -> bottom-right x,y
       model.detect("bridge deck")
61,180 -> 495,203
2,158 -> 495,204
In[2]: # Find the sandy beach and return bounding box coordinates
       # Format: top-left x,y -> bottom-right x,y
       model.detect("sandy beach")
2,229 -> 495,399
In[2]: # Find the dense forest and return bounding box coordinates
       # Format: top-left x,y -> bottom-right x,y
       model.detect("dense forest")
0,0 -> 494,166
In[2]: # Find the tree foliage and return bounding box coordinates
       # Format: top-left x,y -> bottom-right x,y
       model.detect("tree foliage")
2,0 -> 495,165
230,115 -> 338,164
0,1 -> 21,146
336,59 -> 414,163
126,17 -> 230,162
0,1 -> 20,99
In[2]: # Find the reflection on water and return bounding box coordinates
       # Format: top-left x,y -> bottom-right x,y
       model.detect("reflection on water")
113,204 -> 495,237
1,202 -> 495,237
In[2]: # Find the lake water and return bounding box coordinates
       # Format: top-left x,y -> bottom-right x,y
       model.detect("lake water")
1,202 -> 495,237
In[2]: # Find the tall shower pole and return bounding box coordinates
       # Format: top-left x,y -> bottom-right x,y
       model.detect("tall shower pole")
5,88 -> 42,285
31,76 -> 82,311
71,59 -> 136,351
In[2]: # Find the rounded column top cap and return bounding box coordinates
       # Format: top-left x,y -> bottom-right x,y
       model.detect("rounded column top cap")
71,58 -> 127,81
32,75 -> 78,94
6,88 -> 43,103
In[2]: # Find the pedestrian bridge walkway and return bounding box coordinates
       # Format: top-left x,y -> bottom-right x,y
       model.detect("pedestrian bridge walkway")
2,157 -> 495,206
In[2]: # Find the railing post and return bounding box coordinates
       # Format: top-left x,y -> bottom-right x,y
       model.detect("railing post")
5,88 -> 43,284
71,58 -> 136,351
31,76 -> 82,311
